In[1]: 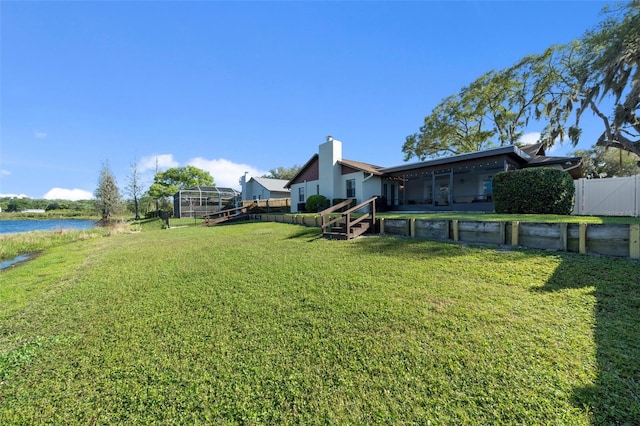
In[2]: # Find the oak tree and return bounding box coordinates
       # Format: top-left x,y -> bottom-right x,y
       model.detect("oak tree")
148,165 -> 215,201
404,1 -> 640,161
261,165 -> 302,180
571,146 -> 640,178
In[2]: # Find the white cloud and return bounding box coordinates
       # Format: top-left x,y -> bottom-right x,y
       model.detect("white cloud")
1,169 -> 10,176
135,153 -> 268,189
138,154 -> 179,173
34,130 -> 48,139
0,193 -> 28,198
188,157 -> 268,189
520,132 -> 563,154
520,132 -> 541,145
545,144 -> 561,154
43,188 -> 94,201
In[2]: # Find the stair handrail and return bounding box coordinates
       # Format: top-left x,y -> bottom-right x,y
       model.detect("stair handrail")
320,199 -> 355,232
320,196 -> 378,236
344,196 -> 378,235
203,205 -> 249,224
342,196 -> 378,217
347,212 -> 371,228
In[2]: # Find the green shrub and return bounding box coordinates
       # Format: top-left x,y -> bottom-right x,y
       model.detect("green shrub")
493,168 -> 575,215
305,195 -> 330,212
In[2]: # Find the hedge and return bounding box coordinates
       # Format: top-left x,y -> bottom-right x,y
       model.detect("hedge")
493,168 -> 575,215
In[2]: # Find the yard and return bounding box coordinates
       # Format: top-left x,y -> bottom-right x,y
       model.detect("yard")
0,221 -> 638,424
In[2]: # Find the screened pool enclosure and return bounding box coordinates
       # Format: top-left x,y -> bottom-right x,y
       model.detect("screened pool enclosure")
173,186 -> 241,218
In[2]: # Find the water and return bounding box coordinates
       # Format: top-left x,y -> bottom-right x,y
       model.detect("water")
0,254 -> 31,270
0,219 -> 97,235
0,219 -> 97,270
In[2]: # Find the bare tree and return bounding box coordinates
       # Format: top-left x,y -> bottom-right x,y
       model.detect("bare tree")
125,158 -> 143,220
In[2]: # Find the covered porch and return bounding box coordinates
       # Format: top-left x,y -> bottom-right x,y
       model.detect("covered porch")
381,161 -> 508,212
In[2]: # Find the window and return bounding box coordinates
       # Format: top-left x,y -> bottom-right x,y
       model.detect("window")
346,179 -> 356,198
298,187 -> 305,203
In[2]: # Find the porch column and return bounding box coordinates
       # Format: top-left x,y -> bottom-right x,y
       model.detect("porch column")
402,174 -> 407,205
431,172 -> 436,206
448,168 -> 454,205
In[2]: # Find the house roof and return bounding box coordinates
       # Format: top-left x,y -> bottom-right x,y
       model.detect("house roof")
286,154 -> 319,188
381,145 -> 532,174
519,143 -> 546,157
175,186 -> 241,196
191,186 -> 240,193
383,144 -> 584,178
285,155 -> 385,188
250,177 -> 290,193
526,156 -> 580,166
338,159 -> 385,175
525,155 -> 584,178
286,143 -> 583,187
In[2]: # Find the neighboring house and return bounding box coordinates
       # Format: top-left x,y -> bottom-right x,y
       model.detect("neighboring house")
286,136 -> 583,213
239,174 -> 290,201
173,186 -> 241,218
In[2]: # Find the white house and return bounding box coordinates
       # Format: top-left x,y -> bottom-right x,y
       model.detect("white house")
240,175 -> 290,202
286,136 -> 583,213
286,137 -> 384,212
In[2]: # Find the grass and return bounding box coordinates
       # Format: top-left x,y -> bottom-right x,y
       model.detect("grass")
0,228 -> 104,261
0,221 -> 638,424
0,221 -> 137,262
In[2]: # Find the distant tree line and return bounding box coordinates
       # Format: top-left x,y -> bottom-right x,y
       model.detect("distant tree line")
2,160 -> 303,221
0,197 -> 95,214
572,146 -> 640,178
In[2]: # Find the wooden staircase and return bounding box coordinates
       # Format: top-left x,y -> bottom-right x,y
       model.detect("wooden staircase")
320,196 -> 378,240
203,205 -> 251,226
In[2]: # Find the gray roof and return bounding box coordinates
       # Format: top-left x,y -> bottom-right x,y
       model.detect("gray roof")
520,143 -> 545,157
381,145 -> 531,174
173,186 -> 241,198
180,186 -> 240,194
251,177 -> 290,193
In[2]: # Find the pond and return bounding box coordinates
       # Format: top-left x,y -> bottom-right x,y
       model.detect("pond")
0,219 -> 97,235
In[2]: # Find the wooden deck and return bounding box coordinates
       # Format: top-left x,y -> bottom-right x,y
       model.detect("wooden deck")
241,198 -> 291,213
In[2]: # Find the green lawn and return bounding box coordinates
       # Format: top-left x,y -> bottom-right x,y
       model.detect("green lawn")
1,221 -> 638,424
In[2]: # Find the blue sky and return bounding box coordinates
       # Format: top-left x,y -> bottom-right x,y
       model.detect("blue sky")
1,1 -> 609,200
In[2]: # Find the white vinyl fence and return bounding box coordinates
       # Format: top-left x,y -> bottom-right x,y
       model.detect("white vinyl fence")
573,175 -> 640,217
